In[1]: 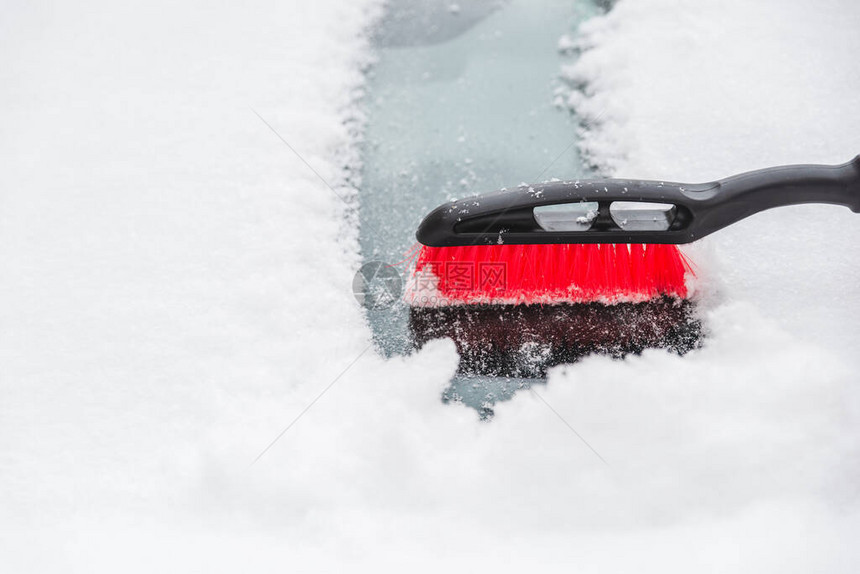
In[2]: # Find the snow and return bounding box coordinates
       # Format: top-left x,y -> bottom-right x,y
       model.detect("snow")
2,0 -> 860,572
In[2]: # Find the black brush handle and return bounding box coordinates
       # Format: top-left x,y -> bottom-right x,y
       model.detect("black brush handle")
416,156 -> 860,246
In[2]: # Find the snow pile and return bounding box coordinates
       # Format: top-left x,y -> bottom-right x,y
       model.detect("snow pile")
2,0 -> 860,572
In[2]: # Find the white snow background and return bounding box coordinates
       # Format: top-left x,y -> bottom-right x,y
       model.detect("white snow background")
2,0 -> 859,571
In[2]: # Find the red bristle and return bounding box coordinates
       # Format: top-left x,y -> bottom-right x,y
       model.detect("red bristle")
569,244 -> 585,299
645,244 -> 681,298
582,244 -> 602,299
410,241 -> 692,305
553,243 -> 573,301
658,243 -> 693,297
513,246 -> 530,302
650,244 -> 674,295
613,243 -> 631,300
602,244 -> 616,298
629,243 -> 648,297
500,245 -> 516,301
601,244 -> 616,298
641,244 -> 659,299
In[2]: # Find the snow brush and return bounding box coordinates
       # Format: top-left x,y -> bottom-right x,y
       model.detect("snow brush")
407,157 -> 860,376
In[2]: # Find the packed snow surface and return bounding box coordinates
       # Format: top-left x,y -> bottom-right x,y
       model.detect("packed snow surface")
2,0 -> 860,572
